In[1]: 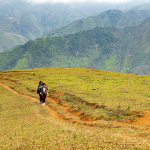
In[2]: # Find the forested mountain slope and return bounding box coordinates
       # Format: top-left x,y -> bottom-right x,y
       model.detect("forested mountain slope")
0,27 -> 120,71
1,17 -> 150,74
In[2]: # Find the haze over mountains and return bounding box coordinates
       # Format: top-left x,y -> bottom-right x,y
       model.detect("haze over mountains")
1,0 -> 150,74
1,0 -> 150,52
0,0 -> 121,52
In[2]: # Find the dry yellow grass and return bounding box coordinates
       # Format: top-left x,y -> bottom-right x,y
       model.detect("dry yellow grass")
1,84 -> 150,149
1,67 -> 150,149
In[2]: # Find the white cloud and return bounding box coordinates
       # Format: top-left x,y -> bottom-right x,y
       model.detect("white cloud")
28,0 -> 131,4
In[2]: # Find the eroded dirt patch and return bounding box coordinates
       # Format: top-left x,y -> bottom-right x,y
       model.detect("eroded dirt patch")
49,89 -> 150,127
131,110 -> 150,126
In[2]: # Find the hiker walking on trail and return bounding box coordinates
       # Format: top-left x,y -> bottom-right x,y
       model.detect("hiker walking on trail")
37,81 -> 43,104
41,83 -> 48,106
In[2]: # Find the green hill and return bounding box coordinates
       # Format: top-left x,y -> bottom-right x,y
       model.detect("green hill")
0,27 -> 119,70
0,28 -> 120,71
46,9 -> 150,38
1,17 -> 150,74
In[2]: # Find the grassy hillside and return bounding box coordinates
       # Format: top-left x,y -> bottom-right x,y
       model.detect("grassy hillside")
1,67 -> 150,113
46,9 -> 150,38
1,68 -> 150,149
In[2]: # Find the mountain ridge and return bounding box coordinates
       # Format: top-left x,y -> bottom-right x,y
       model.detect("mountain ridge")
45,9 -> 150,38
1,17 -> 150,74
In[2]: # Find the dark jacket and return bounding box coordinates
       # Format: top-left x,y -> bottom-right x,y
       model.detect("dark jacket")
37,85 -> 42,94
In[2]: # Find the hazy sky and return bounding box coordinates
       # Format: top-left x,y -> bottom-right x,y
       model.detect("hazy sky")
29,0 -> 131,3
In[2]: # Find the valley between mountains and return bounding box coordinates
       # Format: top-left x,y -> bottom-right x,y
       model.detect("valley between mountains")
1,1 -> 150,75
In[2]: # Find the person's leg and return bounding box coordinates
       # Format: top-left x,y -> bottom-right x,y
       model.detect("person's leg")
39,94 -> 42,103
42,96 -> 44,103
39,93 -> 40,100
42,96 -> 45,105
40,95 -> 43,103
44,95 -> 46,103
